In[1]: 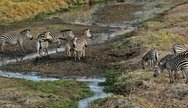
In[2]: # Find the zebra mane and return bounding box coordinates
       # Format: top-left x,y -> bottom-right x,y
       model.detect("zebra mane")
82,28 -> 90,35
60,29 -> 72,32
20,29 -> 30,34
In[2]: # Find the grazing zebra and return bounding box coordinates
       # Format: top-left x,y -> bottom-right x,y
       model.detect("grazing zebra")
73,29 -> 92,60
141,49 -> 159,69
171,43 -> 185,54
0,29 -> 33,53
154,51 -> 188,77
156,56 -> 188,83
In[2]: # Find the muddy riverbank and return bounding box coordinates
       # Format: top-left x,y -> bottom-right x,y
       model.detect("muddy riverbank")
1,0 -> 183,78
0,0 -> 188,108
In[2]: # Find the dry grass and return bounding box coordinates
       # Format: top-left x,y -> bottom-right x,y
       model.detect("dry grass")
0,0 -> 101,23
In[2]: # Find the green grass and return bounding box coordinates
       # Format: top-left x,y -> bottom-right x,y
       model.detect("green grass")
0,78 -> 92,108
89,98 -> 109,108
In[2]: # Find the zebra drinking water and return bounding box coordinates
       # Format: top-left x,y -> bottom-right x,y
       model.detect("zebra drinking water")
0,29 -> 33,53
141,49 -> 159,69
73,29 -> 92,61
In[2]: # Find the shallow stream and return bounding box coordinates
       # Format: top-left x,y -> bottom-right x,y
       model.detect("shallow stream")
0,0 -> 182,107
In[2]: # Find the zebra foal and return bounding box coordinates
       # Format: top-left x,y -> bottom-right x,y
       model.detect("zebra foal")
141,49 -> 159,69
0,29 -> 33,53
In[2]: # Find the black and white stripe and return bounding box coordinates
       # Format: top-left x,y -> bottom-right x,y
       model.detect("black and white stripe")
154,51 -> 188,77
166,57 -> 188,83
141,49 -> 159,69
0,29 -> 33,53
36,30 -> 75,56
37,31 -> 52,56
171,43 -> 185,54
72,29 -> 92,60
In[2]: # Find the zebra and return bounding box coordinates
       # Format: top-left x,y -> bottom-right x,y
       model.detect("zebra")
171,43 -> 185,54
0,29 -> 33,53
36,30 -> 75,56
57,29 -> 75,57
141,49 -> 159,69
154,51 -> 188,78
156,56 -> 188,83
154,54 -> 177,77
73,29 -> 92,61
38,39 -> 49,56
36,31 -> 55,56
53,29 -> 75,49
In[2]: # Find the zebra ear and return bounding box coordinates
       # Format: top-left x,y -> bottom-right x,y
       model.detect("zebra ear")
25,29 -> 30,32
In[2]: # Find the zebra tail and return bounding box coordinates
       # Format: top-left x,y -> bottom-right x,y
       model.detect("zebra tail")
155,52 -> 159,61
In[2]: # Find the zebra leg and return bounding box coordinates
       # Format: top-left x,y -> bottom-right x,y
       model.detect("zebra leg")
174,70 -> 178,79
171,70 -> 175,84
82,49 -> 86,62
66,47 -> 71,57
168,69 -> 173,84
185,70 -> 188,83
18,41 -> 25,53
182,70 -> 185,79
74,50 -> 77,61
1,41 -> 5,53
78,51 -> 81,61
148,60 -> 152,69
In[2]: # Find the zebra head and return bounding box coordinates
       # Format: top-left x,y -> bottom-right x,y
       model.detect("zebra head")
72,37 -> 78,48
44,31 -> 55,42
20,29 -> 33,40
69,31 -> 75,39
153,63 -> 162,77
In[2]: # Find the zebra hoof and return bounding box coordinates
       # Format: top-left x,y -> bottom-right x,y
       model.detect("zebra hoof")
169,81 -> 174,84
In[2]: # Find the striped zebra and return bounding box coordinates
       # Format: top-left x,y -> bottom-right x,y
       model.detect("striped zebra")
0,29 -> 33,53
38,39 -> 49,56
36,31 -> 55,56
57,30 -> 75,57
141,49 -> 159,69
73,29 -> 92,60
159,56 -> 188,83
154,51 -> 188,77
36,30 -> 75,56
171,43 -> 185,54
53,29 -> 75,49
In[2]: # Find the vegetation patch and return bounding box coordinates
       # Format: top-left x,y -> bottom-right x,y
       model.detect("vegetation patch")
0,0 -> 103,23
0,77 -> 92,108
